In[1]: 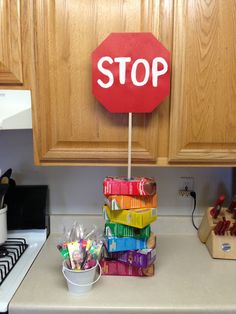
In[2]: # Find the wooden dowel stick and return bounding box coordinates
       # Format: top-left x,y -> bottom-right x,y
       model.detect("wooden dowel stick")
128,112 -> 132,180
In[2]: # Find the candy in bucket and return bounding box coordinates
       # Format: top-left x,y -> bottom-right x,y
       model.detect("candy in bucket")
57,222 -> 103,270
57,222 -> 103,294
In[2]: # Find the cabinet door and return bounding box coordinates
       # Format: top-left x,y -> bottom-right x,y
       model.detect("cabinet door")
0,0 -> 23,85
169,0 -> 236,163
32,0 -> 172,165
0,0 -> 35,87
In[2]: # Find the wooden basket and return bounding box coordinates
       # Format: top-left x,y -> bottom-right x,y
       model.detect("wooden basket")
198,207 -> 236,260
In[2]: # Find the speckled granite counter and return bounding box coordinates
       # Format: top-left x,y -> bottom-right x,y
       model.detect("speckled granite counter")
9,218 -> 236,314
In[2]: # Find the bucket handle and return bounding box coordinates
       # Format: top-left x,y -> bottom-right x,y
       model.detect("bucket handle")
62,262 -> 102,287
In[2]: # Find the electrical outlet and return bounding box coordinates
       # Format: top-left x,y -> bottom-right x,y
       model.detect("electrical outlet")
179,176 -> 194,197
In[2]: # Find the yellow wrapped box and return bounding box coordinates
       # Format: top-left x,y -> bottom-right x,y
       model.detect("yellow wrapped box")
103,205 -> 157,229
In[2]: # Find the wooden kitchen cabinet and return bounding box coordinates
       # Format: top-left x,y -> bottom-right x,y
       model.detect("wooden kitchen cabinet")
169,0 -> 236,164
31,0 -> 173,165
0,0 -> 34,87
2,0 -> 236,165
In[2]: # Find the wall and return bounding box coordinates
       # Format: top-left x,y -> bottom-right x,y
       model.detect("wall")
0,130 -> 232,216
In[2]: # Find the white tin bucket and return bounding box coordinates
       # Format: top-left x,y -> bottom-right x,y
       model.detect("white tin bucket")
62,260 -> 102,295
0,205 -> 7,245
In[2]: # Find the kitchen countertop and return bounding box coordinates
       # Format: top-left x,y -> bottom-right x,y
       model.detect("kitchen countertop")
9,223 -> 236,314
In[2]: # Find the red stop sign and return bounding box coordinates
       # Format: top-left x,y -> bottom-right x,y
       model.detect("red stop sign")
92,33 -> 170,113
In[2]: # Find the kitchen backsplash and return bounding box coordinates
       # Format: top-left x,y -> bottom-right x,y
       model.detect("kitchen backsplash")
0,130 -> 232,216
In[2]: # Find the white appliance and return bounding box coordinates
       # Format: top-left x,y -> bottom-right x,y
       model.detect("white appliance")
0,184 -> 48,314
0,90 -> 32,130
0,230 -> 47,313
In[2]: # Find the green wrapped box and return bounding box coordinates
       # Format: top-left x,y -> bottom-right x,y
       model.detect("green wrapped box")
104,221 -> 151,239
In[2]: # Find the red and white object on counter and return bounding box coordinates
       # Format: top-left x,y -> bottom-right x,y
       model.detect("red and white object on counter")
210,195 -> 225,219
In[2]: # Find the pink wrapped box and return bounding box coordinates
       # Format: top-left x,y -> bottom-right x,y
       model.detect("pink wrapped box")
100,259 -> 155,277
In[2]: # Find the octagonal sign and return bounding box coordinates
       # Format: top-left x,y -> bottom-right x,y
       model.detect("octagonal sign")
92,33 -> 170,113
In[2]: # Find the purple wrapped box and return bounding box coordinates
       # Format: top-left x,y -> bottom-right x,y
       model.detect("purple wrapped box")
109,248 -> 156,268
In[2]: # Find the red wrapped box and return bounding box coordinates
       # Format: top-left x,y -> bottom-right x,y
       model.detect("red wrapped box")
103,176 -> 156,196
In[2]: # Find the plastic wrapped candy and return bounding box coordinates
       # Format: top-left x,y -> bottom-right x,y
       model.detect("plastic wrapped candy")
57,222 -> 104,270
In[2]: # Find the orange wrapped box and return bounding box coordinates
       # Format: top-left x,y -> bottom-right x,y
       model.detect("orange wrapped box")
105,194 -> 157,210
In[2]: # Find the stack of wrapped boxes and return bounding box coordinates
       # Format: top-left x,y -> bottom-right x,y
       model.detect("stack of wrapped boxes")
100,176 -> 158,277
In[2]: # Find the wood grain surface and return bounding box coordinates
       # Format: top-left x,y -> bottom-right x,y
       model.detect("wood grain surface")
169,0 -> 236,162
0,0 -> 23,84
32,0 -> 173,165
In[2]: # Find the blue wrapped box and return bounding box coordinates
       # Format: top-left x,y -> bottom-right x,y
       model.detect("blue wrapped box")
106,236 -> 147,252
